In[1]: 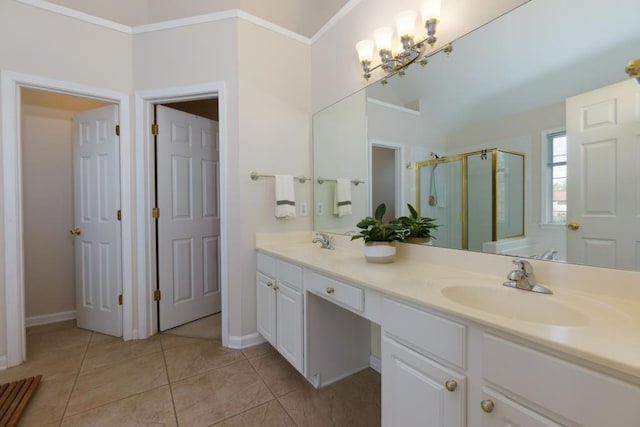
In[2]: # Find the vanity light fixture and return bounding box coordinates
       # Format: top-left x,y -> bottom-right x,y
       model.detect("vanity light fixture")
626,59 -> 640,85
356,0 -> 452,83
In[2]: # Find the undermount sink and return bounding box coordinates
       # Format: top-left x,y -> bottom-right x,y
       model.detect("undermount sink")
433,277 -> 630,327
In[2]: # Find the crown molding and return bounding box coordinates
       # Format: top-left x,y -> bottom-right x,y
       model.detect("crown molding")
15,0 -> 132,33
310,0 -> 362,44
13,0 -> 352,45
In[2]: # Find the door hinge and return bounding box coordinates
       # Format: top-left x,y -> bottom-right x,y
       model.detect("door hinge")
115,125 -> 120,136
154,289 -> 162,301
117,210 -> 121,221
118,294 -> 123,305
151,123 -> 159,136
152,207 -> 160,219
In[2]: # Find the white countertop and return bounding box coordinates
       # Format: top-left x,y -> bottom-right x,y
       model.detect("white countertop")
256,233 -> 640,383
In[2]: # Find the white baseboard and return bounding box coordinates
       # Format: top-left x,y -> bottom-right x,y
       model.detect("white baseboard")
25,310 -> 76,327
227,332 -> 266,349
369,354 -> 381,373
0,356 -> 7,370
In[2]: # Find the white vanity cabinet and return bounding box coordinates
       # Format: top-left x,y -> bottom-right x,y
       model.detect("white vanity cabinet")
478,333 -> 640,427
256,253 -> 304,373
382,298 -> 467,427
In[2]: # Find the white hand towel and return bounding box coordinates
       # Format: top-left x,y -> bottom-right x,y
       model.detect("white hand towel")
333,178 -> 352,217
275,175 -> 296,219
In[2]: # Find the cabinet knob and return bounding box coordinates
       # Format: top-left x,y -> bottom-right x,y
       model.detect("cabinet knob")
480,399 -> 495,413
444,380 -> 458,392
326,287 -> 335,294
273,284 -> 279,290
266,281 -> 273,287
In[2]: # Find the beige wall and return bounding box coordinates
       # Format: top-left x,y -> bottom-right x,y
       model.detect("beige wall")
21,104 -> 75,318
0,0 -> 134,361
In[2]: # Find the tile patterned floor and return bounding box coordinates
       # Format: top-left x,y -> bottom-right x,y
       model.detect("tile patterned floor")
2,315 -> 381,426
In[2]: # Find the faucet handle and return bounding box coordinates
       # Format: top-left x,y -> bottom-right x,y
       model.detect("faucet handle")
512,258 -> 536,276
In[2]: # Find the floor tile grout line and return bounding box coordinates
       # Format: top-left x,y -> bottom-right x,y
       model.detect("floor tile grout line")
246,353 -> 301,426
58,329 -> 94,423
167,356 -> 248,386
159,338 -> 180,426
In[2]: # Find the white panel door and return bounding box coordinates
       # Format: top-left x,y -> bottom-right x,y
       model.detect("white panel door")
256,273 -> 276,346
275,282 -> 303,373
382,336 -> 466,427
73,105 -> 122,336
157,105 -> 220,331
566,79 -> 640,270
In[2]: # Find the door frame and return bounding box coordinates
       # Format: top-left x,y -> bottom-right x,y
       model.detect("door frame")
134,83 -> 228,346
368,139 -> 406,217
1,70 -> 133,368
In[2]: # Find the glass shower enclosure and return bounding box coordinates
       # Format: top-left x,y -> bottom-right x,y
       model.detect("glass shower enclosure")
416,149 -> 525,251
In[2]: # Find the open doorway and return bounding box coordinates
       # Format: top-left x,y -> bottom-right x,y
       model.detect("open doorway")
21,88 -> 124,341
1,71 -> 132,368
153,99 -> 221,332
134,83 -> 228,345
370,140 -> 405,220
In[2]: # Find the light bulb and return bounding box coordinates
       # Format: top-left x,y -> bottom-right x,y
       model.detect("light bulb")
421,0 -> 442,22
373,26 -> 394,52
355,40 -> 374,63
395,10 -> 417,37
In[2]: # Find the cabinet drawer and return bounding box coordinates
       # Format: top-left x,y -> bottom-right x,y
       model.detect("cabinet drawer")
276,259 -> 303,290
483,333 -> 640,427
308,272 -> 364,312
383,298 -> 466,369
257,252 -> 276,277
479,387 -> 561,427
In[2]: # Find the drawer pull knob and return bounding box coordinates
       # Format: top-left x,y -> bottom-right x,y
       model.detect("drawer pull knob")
480,399 -> 495,413
326,287 -> 335,294
266,282 -> 273,287
273,284 -> 279,291
445,380 -> 458,392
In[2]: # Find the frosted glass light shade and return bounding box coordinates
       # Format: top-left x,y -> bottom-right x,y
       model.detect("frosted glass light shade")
356,40 -> 375,62
421,0 -> 442,21
396,10 -> 417,37
374,27 -> 394,51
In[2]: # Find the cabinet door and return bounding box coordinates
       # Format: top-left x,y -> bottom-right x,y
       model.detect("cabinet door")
479,388 -> 562,427
382,336 -> 466,427
275,282 -> 304,373
256,272 -> 276,346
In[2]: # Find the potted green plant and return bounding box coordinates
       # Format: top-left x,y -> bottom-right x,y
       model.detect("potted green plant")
351,203 -> 403,263
395,203 -> 439,245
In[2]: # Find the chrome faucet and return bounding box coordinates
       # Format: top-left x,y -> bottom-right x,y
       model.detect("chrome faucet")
539,249 -> 558,260
312,232 -> 334,250
503,258 -> 552,294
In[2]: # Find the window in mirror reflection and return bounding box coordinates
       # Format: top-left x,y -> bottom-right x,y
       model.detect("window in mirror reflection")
542,130 -> 567,225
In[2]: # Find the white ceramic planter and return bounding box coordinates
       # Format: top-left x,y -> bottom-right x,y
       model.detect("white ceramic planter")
364,242 -> 396,264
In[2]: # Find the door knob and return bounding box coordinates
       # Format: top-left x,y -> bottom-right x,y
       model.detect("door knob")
69,227 -> 82,236
567,222 -> 580,231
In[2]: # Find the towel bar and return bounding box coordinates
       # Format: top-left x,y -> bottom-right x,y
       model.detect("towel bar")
250,172 -> 309,183
316,177 -> 365,186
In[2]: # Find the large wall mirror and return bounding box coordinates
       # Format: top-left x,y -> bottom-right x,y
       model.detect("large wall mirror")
313,0 -> 640,271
